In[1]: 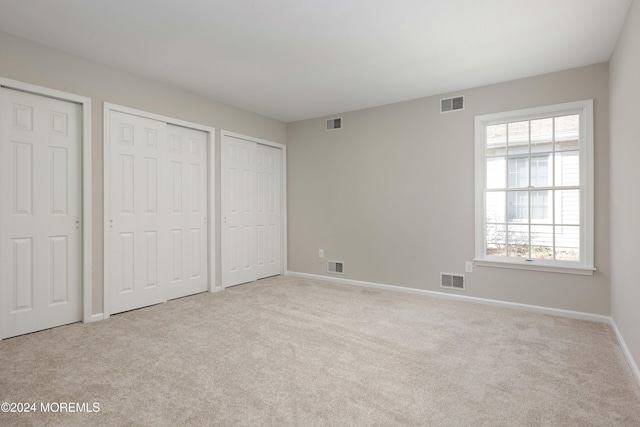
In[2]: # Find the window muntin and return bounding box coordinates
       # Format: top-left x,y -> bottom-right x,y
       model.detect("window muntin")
475,101 -> 594,273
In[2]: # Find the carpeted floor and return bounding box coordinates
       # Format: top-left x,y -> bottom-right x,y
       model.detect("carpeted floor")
1,275 -> 639,426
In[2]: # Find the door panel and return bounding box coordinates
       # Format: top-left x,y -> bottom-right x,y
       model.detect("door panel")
108,111 -> 167,314
222,137 -> 257,287
256,144 -> 281,279
222,135 -> 283,288
165,125 -> 208,300
1,88 -> 82,338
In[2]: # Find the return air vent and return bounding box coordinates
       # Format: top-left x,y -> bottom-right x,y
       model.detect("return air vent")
440,272 -> 465,290
328,260 -> 344,274
326,117 -> 342,131
440,96 -> 465,113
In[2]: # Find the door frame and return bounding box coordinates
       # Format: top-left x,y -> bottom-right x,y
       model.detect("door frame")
220,130 -> 287,288
0,77 -> 92,338
103,103 -> 216,319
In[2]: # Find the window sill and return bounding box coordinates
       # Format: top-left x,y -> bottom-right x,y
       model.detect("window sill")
473,258 -> 595,276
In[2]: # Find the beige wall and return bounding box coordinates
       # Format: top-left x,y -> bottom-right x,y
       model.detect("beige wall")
0,31 -> 287,315
610,0 -> 640,372
287,63 -> 610,314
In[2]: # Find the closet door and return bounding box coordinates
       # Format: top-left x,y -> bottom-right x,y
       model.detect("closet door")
221,136 -> 257,287
108,111 -> 167,314
255,144 -> 282,279
222,134 -> 283,288
0,88 -> 82,338
166,125 -> 208,300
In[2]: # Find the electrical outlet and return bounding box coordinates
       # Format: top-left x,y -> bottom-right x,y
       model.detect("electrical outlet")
318,249 -> 324,258
465,261 -> 473,273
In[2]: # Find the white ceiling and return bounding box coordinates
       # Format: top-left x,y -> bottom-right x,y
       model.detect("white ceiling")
0,0 -> 632,122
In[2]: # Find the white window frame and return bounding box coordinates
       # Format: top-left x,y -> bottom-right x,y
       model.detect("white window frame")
474,100 -> 595,275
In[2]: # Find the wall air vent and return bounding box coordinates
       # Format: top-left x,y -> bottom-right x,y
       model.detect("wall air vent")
440,272 -> 465,290
440,95 -> 465,113
326,117 -> 342,131
328,260 -> 344,274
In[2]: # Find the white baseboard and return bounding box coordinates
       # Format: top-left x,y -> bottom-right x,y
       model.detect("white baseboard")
286,271 -> 610,323
610,319 -> 640,389
85,313 -> 104,323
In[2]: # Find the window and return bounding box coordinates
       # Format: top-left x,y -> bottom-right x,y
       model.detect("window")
474,100 -> 594,275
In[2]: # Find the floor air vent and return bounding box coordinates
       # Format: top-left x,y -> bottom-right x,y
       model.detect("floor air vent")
440,96 -> 465,113
328,260 -> 344,274
440,273 -> 465,290
326,117 -> 342,131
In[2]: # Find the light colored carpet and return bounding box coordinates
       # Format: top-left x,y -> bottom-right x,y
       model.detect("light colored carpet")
1,275 -> 639,426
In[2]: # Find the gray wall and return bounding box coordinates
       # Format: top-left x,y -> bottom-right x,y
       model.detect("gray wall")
0,31 -> 287,315
287,63 -> 610,315
610,0 -> 640,373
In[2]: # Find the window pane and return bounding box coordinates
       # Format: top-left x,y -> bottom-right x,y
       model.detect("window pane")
486,124 -> 507,157
508,121 -> 529,156
555,189 -> 580,225
508,225 -> 529,258
507,191 -> 528,223
530,154 -> 552,187
486,224 -> 506,256
555,115 -> 580,151
530,190 -> 552,224
531,225 -> 553,259
486,191 -> 506,223
531,118 -> 553,153
555,225 -> 580,261
555,151 -> 579,187
487,157 -> 506,189
508,157 -> 528,188
478,102 -> 590,268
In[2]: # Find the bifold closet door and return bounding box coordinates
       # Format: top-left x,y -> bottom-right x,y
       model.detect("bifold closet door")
108,111 -> 168,314
0,88 -> 82,338
222,136 -> 282,288
166,125 -> 208,300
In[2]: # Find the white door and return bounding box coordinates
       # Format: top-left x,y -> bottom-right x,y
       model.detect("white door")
166,125 -> 208,300
108,111 -> 167,314
222,136 -> 257,287
222,135 -> 283,287
0,88 -> 82,338
256,144 -> 282,279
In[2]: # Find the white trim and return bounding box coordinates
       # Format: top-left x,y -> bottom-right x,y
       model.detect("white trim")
610,319 -> 640,389
474,99 -> 595,273
0,77 -> 93,334
102,105 -> 110,319
89,313 -> 105,323
208,125 -> 217,292
103,103 -> 216,318
221,129 -> 285,150
474,259 -> 595,276
220,130 -> 287,289
285,271 -> 610,323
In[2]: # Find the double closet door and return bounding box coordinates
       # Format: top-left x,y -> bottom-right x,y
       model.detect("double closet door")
108,110 -> 208,315
222,134 -> 283,287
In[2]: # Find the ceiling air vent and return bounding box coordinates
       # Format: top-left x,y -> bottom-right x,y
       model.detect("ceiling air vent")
328,260 -> 344,274
440,272 -> 465,290
326,117 -> 342,131
440,96 -> 465,113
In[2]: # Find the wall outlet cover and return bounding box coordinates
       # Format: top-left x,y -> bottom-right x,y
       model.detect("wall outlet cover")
465,261 -> 473,273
